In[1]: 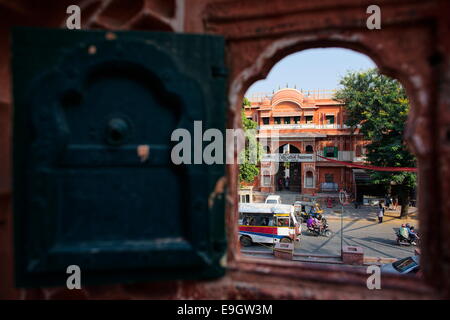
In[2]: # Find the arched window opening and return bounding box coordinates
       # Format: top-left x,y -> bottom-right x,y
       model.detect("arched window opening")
239,47 -> 418,276
305,171 -> 314,188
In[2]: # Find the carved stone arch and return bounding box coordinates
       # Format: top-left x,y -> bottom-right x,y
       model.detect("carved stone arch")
277,143 -> 301,154
1,0 -> 448,300
224,21 -> 440,291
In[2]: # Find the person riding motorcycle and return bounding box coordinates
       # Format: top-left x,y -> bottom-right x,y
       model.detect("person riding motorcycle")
398,224 -> 409,240
408,226 -> 419,245
405,223 -> 411,233
307,216 -> 322,233
309,207 -> 324,222
306,217 -> 315,229
306,207 -> 317,221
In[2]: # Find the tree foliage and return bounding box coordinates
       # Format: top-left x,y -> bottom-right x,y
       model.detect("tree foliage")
239,100 -> 263,184
242,97 -> 251,108
334,69 -> 416,217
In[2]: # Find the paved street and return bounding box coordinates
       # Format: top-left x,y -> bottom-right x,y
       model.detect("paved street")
272,190 -> 419,223
242,191 -> 419,263
242,219 -> 417,261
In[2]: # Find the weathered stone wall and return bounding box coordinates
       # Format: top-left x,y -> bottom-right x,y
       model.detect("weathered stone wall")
1,0 -> 449,299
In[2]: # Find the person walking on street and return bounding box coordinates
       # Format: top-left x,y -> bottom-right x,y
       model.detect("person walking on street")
385,196 -> 392,210
278,177 -> 283,191
354,198 -> 359,209
378,202 -> 385,223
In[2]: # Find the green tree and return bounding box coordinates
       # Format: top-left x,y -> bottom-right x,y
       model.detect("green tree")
242,96 -> 251,108
239,100 -> 263,184
334,69 -> 416,218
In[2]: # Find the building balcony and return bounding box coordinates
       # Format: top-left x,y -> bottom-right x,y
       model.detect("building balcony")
259,124 -> 350,130
260,151 -> 366,163
316,151 -> 365,162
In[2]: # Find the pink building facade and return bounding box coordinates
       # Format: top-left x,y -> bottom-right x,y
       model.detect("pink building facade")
244,88 -> 369,196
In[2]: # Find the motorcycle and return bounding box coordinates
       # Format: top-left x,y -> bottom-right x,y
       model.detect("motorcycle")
298,212 -> 327,225
308,222 -> 332,237
396,231 -> 420,246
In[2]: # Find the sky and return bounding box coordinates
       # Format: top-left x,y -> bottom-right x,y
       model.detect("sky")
245,48 -> 376,97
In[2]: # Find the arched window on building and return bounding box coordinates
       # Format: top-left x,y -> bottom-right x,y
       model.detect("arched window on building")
305,171 -> 314,188
305,145 -> 314,153
262,170 -> 271,187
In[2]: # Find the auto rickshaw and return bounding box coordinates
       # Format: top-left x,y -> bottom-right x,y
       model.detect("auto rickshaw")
293,200 -> 325,224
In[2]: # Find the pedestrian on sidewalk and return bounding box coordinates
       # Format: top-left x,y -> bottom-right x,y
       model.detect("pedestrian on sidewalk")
377,202 -> 385,223
385,195 -> 392,210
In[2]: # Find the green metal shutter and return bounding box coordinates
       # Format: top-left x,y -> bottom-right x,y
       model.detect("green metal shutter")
12,27 -> 227,287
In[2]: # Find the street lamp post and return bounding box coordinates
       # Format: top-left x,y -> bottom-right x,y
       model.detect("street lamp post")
341,202 -> 343,252
339,190 -> 346,254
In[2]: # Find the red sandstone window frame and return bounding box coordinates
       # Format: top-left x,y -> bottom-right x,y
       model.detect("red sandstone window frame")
0,0 -> 446,299
219,7 -> 444,295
